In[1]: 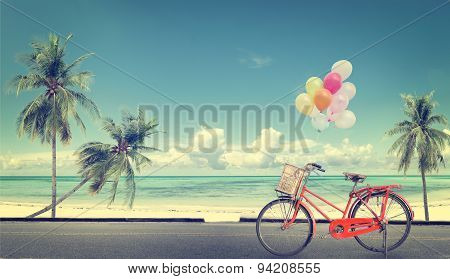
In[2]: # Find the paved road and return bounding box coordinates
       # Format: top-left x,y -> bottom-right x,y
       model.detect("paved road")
0,222 -> 448,259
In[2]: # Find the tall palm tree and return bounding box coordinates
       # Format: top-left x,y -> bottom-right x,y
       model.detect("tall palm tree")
12,33 -> 100,218
27,111 -> 158,217
386,92 -> 449,221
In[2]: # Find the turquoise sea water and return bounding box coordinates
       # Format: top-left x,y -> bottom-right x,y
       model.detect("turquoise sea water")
0,176 -> 449,210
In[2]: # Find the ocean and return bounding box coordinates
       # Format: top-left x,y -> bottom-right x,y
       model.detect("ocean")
1,175 -> 449,210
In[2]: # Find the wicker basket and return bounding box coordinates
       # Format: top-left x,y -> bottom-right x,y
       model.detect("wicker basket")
275,164 -> 305,196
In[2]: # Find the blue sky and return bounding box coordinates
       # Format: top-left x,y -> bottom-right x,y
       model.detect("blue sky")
1,0 -> 449,175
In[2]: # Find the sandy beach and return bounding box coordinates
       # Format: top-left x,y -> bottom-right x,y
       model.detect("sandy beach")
1,199 -> 449,222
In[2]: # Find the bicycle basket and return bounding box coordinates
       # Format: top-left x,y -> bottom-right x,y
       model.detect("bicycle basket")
275,164 -> 305,196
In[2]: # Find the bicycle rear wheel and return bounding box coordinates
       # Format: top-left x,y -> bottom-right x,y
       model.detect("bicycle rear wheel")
256,198 -> 313,256
351,192 -> 412,252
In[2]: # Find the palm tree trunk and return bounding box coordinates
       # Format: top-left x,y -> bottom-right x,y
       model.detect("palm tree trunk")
420,168 -> 430,221
27,176 -> 91,218
51,94 -> 57,218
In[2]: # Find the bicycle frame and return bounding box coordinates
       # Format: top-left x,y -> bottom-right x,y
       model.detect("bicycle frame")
282,171 -> 403,239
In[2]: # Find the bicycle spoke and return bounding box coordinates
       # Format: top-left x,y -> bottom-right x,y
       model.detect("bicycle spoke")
388,211 -> 406,220
385,198 -> 394,216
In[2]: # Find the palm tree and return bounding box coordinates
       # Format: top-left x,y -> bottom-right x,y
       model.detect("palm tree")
12,33 -> 100,218
386,92 -> 449,221
27,111 -> 158,217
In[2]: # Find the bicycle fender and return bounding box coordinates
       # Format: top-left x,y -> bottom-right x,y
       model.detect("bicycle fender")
347,191 -> 414,220
347,189 -> 386,218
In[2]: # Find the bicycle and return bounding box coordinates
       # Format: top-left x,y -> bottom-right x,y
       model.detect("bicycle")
256,163 -> 414,257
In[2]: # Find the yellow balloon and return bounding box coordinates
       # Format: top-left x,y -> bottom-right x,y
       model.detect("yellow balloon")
305,77 -> 323,98
295,93 -> 314,116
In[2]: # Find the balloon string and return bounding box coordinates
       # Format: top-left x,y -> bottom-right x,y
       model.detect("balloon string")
315,130 -> 320,141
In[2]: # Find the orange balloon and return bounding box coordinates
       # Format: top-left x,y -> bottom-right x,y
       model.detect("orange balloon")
313,88 -> 332,111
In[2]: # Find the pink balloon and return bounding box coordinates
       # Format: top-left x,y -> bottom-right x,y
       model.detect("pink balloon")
323,72 -> 342,94
329,93 -> 349,114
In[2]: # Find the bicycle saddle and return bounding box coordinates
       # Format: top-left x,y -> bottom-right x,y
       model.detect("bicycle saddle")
343,172 -> 367,183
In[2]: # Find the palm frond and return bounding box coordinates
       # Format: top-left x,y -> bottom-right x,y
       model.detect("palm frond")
64,71 -> 94,91
69,104 -> 86,132
124,158 -> 136,208
60,33 -> 73,54
385,120 -> 415,136
102,118 -> 123,141
69,90 -> 100,118
59,53 -> 93,79
107,173 -> 121,206
426,115 -> 448,126
10,74 -> 48,95
388,133 -> 409,155
107,153 -> 127,206
89,174 -> 107,194
57,117 -> 72,144
128,149 -> 152,172
397,130 -> 417,173
134,145 -> 160,152
16,94 -> 52,143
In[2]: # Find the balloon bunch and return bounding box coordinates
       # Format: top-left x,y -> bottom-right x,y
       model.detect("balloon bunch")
295,60 -> 357,132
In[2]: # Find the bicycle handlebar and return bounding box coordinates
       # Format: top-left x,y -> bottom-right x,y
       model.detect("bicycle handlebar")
306,162 -> 325,172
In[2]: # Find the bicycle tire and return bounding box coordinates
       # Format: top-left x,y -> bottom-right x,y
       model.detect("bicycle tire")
351,192 -> 412,252
256,198 -> 313,256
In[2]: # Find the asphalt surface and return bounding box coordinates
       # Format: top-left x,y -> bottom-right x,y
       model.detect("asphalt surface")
0,222 -> 449,259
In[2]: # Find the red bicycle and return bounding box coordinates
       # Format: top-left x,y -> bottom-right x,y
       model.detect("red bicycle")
256,163 -> 414,256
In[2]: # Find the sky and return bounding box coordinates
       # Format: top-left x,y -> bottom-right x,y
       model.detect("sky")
1,0 -> 449,176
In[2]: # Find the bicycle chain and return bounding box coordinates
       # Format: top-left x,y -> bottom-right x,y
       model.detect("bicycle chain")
314,232 -> 331,239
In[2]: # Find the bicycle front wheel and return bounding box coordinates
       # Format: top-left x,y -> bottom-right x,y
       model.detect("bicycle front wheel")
351,192 -> 412,252
256,199 -> 313,256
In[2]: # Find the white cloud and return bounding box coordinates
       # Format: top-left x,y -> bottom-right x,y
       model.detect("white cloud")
251,127 -> 283,151
0,156 -> 24,170
222,150 -> 277,169
238,49 -> 272,69
322,138 -> 373,168
189,127 -> 228,170
7,127 -> 441,175
0,151 -> 78,175
149,127 -> 229,170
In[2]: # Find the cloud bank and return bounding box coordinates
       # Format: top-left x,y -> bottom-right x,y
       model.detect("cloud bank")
3,126 -> 439,175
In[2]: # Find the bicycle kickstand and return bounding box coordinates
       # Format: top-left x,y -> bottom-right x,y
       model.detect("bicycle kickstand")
383,224 -> 388,259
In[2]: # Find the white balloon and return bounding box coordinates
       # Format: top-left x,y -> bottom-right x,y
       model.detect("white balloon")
311,113 -> 329,132
335,110 -> 356,129
337,82 -> 356,100
326,109 -> 341,122
331,60 -> 353,81
310,106 -> 320,118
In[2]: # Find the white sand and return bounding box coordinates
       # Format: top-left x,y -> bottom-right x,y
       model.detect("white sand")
1,200 -> 449,221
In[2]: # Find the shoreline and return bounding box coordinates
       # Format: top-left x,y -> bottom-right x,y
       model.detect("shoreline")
1,199 -> 449,222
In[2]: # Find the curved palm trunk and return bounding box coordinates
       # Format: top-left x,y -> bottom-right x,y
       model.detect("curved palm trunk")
27,176 -> 91,218
420,168 -> 430,221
